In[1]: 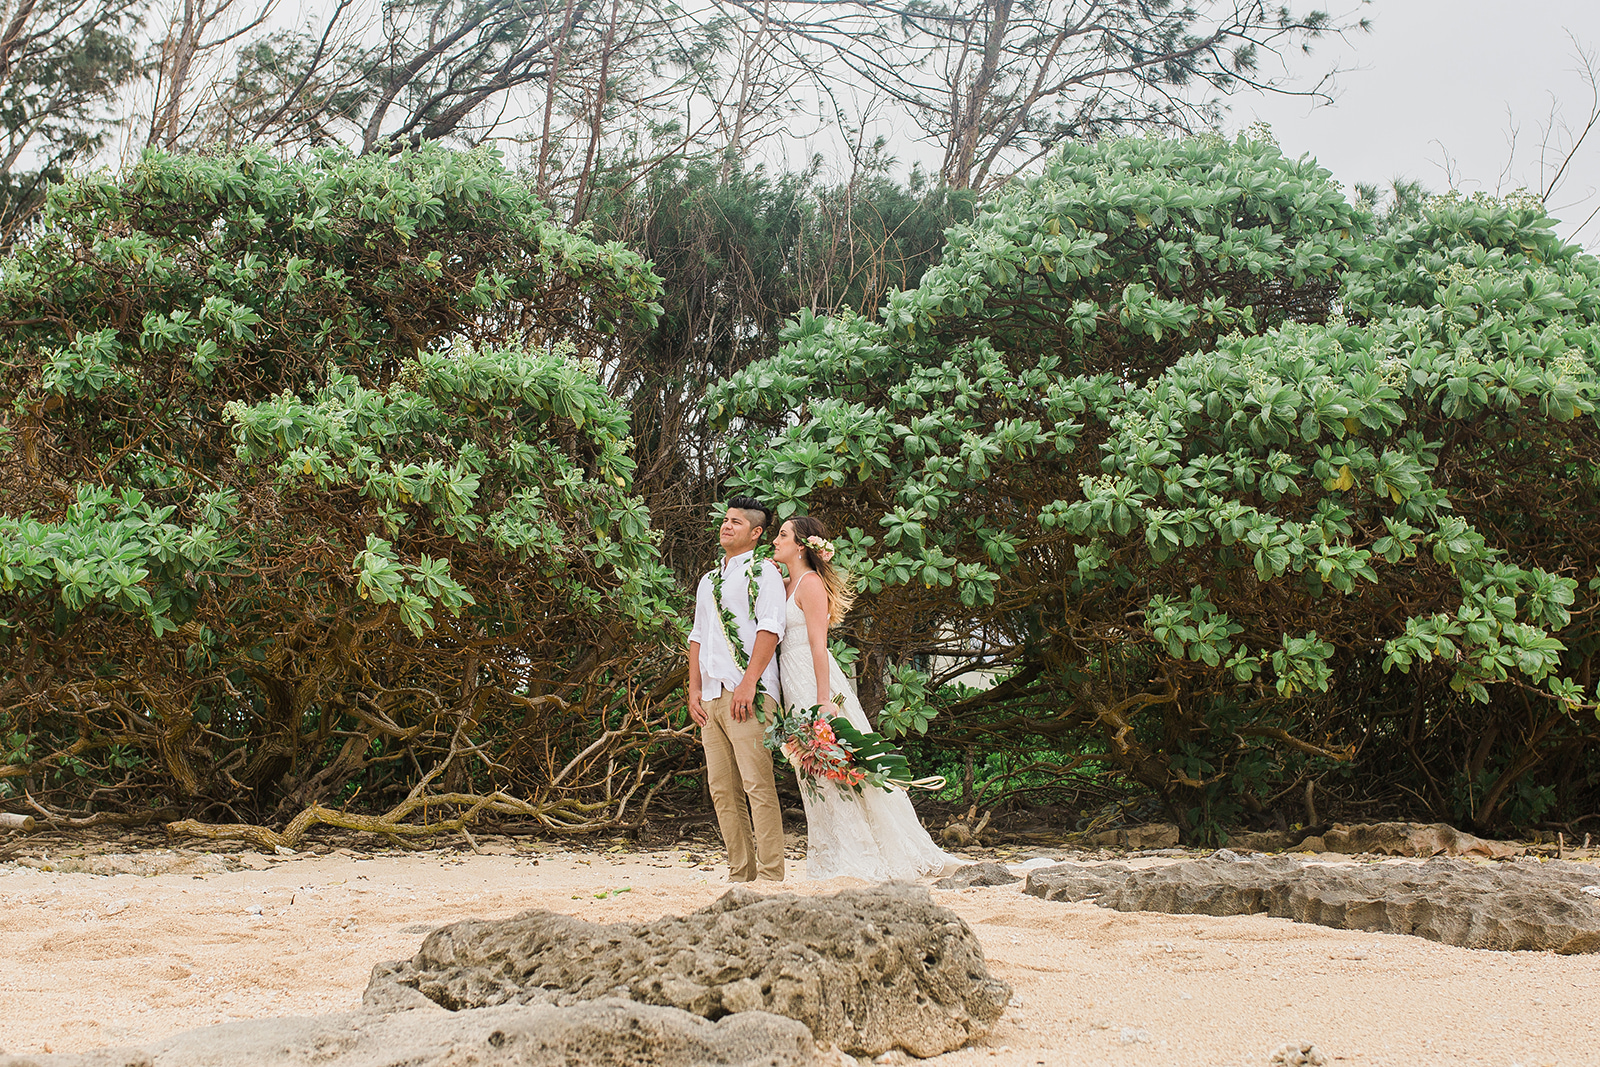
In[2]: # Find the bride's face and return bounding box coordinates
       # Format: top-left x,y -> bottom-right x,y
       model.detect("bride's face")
772,521 -> 802,567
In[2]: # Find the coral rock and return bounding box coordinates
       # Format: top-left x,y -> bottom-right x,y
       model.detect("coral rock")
368,883 -> 1011,1057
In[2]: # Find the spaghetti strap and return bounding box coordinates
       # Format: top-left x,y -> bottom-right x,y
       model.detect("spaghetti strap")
786,569 -> 819,604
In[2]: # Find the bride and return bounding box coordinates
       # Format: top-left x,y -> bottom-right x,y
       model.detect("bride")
771,515 -> 958,880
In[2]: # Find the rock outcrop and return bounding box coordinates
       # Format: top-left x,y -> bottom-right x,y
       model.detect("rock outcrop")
1024,855 -> 1600,952
368,883 -> 1009,1057
0,1000 -> 828,1067
1227,822 -> 1522,858
1080,822 -> 1181,849
12,851 -> 239,877
934,861 -> 1019,888
1300,822 -> 1522,859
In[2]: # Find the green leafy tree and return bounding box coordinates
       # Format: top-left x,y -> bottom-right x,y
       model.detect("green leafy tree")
0,0 -> 144,245
0,144 -> 681,840
714,135 -> 1600,836
591,156 -> 975,577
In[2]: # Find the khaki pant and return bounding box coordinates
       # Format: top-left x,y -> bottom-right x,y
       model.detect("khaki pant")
701,691 -> 784,881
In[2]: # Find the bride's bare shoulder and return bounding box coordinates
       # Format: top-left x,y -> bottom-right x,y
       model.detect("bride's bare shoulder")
793,569 -> 827,609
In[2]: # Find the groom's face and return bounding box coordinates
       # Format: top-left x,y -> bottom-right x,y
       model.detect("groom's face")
719,508 -> 764,554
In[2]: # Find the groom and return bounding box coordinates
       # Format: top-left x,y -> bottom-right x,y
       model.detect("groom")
687,496 -> 786,882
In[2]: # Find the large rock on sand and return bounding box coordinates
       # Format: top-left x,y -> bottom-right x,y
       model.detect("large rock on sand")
0,999 -> 825,1067
1299,822 -> 1522,859
1025,855 -> 1600,952
934,861 -> 1019,888
367,882 -> 1011,1058
1228,821 -> 1521,857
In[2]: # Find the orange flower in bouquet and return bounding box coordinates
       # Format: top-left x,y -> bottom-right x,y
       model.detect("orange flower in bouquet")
779,714 -> 867,793
764,701 -> 940,799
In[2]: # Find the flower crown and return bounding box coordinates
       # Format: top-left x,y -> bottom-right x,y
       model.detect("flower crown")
804,535 -> 836,562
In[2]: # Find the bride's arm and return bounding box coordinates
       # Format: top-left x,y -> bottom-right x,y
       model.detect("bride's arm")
795,572 -> 834,709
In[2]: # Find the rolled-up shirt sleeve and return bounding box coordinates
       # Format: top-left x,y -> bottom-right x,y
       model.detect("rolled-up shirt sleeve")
751,560 -> 787,639
688,572 -> 712,647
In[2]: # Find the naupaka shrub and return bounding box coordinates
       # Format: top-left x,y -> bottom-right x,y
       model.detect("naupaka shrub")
717,135 -> 1600,835
0,145 -> 681,830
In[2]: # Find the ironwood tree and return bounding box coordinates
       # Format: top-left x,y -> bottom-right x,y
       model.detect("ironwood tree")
589,156 -> 977,578
0,0 -> 144,244
719,0 -> 1360,190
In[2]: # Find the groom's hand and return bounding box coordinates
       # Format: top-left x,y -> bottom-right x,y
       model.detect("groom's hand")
688,694 -> 707,727
730,679 -> 758,722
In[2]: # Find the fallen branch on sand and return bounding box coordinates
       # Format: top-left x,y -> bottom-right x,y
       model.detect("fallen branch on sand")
166,789 -> 657,851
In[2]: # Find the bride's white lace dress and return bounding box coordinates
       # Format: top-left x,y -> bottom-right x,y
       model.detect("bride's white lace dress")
778,589 -> 957,880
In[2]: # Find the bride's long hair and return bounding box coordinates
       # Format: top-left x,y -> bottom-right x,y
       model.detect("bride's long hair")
789,515 -> 855,626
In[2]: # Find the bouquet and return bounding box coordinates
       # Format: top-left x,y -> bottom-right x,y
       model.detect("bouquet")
763,701 -> 944,800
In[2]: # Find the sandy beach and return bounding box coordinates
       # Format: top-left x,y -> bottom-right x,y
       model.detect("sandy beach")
1,837 -> 1596,1066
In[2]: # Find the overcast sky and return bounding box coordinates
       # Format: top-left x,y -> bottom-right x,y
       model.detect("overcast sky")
1234,1 -> 1600,244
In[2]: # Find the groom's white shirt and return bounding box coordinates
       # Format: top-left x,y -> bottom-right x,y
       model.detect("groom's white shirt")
689,549 -> 786,700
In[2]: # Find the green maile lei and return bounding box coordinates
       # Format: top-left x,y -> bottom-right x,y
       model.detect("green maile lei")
707,548 -> 943,796
706,543 -> 777,713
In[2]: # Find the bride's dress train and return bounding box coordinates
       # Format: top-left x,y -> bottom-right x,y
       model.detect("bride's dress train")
778,592 -> 958,880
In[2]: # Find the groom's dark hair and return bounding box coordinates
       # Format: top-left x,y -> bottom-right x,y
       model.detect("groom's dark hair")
728,496 -> 772,536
